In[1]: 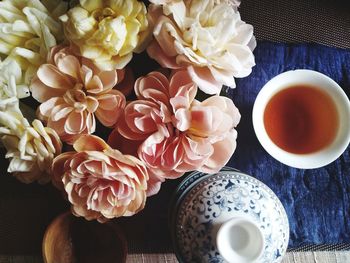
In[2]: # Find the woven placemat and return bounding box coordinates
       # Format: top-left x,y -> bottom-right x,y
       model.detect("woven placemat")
240,0 -> 350,49
1,252 -> 349,263
124,251 -> 350,263
288,244 -> 350,252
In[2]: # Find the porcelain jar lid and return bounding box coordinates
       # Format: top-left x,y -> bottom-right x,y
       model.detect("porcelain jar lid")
170,167 -> 289,263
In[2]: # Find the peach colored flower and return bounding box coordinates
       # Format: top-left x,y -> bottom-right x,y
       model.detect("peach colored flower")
107,128 -> 164,197
30,45 -> 128,144
59,0 -> 151,71
113,70 -> 240,194
52,135 -> 149,222
185,96 -> 241,172
147,0 -> 255,94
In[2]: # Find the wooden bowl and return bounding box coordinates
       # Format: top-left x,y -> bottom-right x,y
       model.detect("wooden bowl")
42,212 -> 127,263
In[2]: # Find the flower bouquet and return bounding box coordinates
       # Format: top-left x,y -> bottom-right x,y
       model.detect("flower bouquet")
0,0 -> 255,223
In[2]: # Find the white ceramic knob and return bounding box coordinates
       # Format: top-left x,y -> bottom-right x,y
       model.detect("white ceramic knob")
216,217 -> 264,263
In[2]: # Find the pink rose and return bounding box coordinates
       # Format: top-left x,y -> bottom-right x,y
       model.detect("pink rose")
115,70 -> 197,178
108,123 -> 165,197
188,96 -> 241,172
118,71 -> 173,141
112,70 -> 240,195
140,96 -> 241,176
138,132 -> 212,178
30,45 -> 131,144
52,135 -> 149,222
189,96 -> 240,141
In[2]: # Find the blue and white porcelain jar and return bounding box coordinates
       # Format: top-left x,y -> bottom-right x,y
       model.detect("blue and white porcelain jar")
170,167 -> 289,263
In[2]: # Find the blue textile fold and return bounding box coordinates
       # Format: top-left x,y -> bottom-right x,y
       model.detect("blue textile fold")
227,41 -> 350,247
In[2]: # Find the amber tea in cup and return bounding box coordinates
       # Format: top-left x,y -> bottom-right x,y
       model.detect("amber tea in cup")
253,70 -> 350,169
263,85 -> 339,154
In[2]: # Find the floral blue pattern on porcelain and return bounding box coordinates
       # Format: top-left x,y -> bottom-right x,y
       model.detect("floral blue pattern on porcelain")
171,168 -> 289,263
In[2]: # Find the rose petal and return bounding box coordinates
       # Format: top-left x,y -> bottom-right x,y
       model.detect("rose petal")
52,105 -> 74,121
38,97 -> 65,119
52,152 -> 75,190
37,64 -> 74,89
147,40 -> 180,69
187,66 -> 222,95
86,96 -> 99,113
57,55 -> 81,79
73,135 -> 109,152
200,132 -> 237,173
208,66 -> 236,88
97,70 -> 118,91
64,111 -> 85,134
86,75 -> 103,93
30,76 -> 67,102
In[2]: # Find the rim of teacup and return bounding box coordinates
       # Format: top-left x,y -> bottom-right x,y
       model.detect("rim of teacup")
252,69 -> 350,169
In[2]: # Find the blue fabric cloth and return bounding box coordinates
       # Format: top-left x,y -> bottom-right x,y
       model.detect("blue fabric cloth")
227,41 -> 350,248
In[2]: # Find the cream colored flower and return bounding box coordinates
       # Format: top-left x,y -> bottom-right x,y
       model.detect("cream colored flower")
0,0 -> 67,86
60,0 -> 150,71
147,0 -> 255,94
0,110 -> 62,184
215,0 -> 241,7
0,59 -> 30,111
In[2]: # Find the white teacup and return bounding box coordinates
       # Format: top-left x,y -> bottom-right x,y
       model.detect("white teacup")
252,69 -> 350,169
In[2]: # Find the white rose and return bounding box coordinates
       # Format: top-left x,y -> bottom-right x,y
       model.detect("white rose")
0,0 -> 67,86
0,112 -> 62,184
147,0 -> 255,94
0,59 -> 30,107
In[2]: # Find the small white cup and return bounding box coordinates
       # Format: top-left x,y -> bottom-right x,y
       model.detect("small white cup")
252,69 -> 350,169
216,217 -> 264,263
